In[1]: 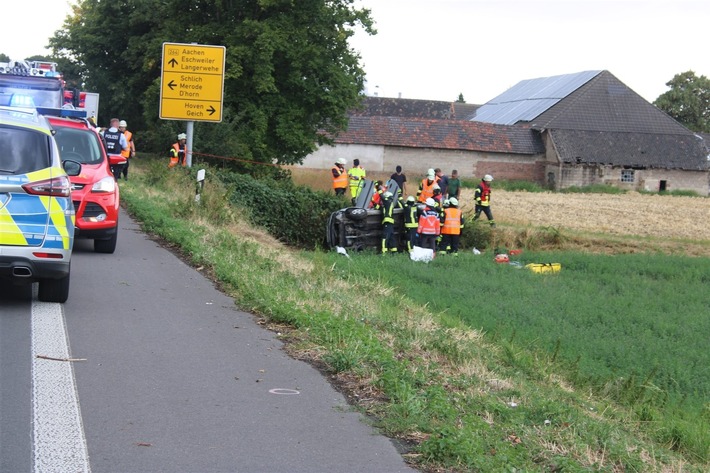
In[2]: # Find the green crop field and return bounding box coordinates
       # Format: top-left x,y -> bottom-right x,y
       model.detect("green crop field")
335,249 -> 709,449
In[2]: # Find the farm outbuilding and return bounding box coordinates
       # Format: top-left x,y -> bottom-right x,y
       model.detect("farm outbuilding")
301,71 -> 710,194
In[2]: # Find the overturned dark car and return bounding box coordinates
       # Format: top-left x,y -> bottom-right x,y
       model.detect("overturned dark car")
326,179 -> 410,252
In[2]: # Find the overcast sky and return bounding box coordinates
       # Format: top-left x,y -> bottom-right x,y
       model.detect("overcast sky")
3,0 -> 708,105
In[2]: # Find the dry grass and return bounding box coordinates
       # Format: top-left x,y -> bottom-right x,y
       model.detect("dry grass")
291,167 -> 710,255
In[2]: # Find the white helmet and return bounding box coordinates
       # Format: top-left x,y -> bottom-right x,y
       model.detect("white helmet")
336,157 -> 346,165
433,184 -> 441,191
449,197 -> 459,206
483,174 -> 493,182
426,168 -> 435,179
119,120 -> 127,127
425,197 -> 436,207
382,191 -> 393,199
177,133 -> 187,140
406,196 -> 416,203
443,199 -> 450,207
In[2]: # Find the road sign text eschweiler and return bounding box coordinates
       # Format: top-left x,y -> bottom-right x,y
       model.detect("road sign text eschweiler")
160,43 -> 225,122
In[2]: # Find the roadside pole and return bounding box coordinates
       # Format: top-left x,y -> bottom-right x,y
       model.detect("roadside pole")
186,121 -> 194,167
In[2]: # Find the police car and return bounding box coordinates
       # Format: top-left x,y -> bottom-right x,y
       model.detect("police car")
0,106 -> 81,302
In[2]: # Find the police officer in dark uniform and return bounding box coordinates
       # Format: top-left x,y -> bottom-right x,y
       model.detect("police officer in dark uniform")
102,118 -> 128,180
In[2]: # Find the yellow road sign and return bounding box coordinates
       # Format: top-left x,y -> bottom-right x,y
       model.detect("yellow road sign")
160,42 -> 225,122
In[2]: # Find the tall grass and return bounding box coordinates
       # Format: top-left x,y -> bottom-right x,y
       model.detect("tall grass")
119,157 -> 709,471
340,250 -> 710,462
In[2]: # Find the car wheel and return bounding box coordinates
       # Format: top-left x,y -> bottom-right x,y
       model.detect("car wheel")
94,228 -> 118,254
345,207 -> 368,221
38,272 -> 71,303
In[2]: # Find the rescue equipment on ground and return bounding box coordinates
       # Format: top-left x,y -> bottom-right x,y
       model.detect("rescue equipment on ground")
525,263 -> 562,273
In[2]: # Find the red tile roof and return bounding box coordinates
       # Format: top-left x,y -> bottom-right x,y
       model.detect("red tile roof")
331,116 -> 544,155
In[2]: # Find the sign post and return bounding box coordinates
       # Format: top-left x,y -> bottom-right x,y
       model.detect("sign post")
160,42 -> 226,167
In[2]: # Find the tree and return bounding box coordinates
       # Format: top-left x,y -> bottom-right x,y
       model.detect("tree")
653,71 -> 710,133
0,53 -> 10,63
49,0 -> 375,168
456,93 -> 465,103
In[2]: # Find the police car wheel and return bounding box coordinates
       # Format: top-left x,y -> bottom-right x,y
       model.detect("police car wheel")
38,273 -> 71,303
345,207 -> 368,221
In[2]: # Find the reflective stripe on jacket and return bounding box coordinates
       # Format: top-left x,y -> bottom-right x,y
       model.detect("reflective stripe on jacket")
332,166 -> 348,189
404,203 -> 419,228
417,178 -> 437,203
121,130 -> 133,158
442,207 -> 462,235
417,209 -> 441,235
475,182 -> 491,206
381,197 -> 395,224
169,142 -> 187,167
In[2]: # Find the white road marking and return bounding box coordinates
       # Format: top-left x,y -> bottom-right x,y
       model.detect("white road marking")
31,290 -> 90,473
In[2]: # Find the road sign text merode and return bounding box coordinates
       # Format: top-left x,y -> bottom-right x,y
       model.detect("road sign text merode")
160,43 -> 225,122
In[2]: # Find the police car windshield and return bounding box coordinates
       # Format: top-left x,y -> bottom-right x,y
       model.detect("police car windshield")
0,126 -> 51,174
53,127 -> 103,164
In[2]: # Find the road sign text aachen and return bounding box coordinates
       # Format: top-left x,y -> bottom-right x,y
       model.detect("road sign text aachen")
160,43 -> 225,122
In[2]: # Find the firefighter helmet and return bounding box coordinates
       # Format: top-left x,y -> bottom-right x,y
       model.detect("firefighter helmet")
449,197 -> 459,206
483,174 -> 493,182
177,133 -> 187,140
336,157 -> 346,165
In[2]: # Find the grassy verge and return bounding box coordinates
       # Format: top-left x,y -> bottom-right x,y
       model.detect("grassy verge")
120,157 -> 707,472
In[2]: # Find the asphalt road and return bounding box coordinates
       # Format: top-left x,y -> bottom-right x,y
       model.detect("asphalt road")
0,209 -> 414,473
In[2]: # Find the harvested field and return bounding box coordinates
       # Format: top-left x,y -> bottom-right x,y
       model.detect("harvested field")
459,189 -> 710,241
290,168 -> 710,255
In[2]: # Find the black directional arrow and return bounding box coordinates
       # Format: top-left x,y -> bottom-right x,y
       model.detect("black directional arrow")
167,80 -> 177,91
207,105 -> 216,115
168,58 -> 178,68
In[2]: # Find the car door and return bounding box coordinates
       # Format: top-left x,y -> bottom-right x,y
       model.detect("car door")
0,124 -> 54,247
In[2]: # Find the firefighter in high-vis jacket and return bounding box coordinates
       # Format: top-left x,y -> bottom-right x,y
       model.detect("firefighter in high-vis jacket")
473,174 -> 495,226
331,158 -> 348,196
118,120 -> 135,180
417,198 -> 441,253
169,133 -> 188,167
440,197 -> 464,255
416,168 -> 439,203
403,196 -> 419,252
347,158 -> 366,203
380,191 -> 399,254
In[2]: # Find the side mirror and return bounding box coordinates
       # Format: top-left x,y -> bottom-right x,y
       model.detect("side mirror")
63,159 -> 82,177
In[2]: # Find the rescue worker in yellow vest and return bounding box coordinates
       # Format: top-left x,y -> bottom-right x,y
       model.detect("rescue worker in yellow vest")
331,158 -> 348,196
416,168 -> 439,203
380,191 -> 398,254
440,197 -> 464,255
118,120 -> 135,180
417,197 -> 441,253
403,196 -> 420,252
348,158 -> 366,204
169,133 -> 188,168
474,174 -> 495,227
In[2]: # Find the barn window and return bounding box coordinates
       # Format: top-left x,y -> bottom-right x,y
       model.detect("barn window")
621,169 -> 635,183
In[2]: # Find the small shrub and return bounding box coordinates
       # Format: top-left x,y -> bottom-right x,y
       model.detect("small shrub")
217,169 -> 344,249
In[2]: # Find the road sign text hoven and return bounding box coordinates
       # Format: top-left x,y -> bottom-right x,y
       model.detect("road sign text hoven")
160,43 -> 225,122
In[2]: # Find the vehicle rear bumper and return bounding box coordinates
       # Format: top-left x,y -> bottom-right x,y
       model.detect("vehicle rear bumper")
74,225 -> 117,240
0,255 -> 70,281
